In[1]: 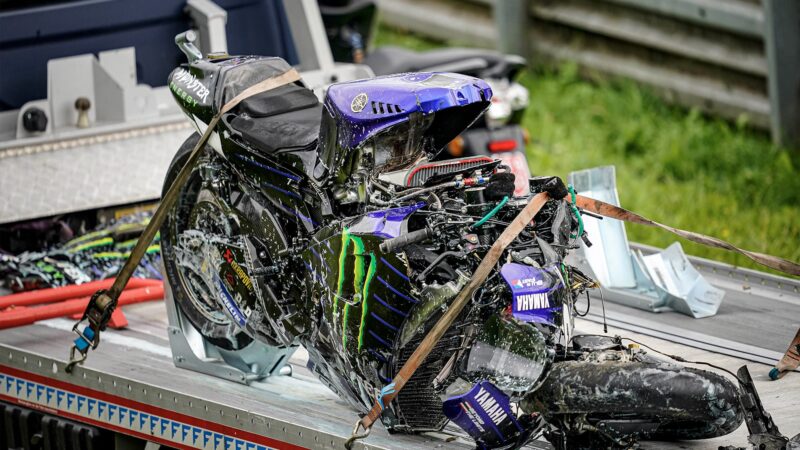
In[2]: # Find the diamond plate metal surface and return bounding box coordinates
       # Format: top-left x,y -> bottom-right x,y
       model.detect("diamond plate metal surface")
0,124 -> 193,224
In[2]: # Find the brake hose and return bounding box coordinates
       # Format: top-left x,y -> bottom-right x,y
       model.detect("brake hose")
471,196 -> 509,228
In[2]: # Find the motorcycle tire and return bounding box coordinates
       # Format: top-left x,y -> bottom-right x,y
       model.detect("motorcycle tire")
522,360 -> 743,444
160,134 -> 253,351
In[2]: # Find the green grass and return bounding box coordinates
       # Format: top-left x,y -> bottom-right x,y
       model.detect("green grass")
375,26 -> 800,275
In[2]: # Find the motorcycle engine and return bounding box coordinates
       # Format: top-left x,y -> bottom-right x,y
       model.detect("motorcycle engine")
371,162 -> 580,432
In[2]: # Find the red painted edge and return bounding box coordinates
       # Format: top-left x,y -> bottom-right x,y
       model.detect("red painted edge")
0,364 -> 307,450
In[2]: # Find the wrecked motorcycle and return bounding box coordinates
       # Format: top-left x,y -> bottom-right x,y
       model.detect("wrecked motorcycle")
160,41 -> 743,448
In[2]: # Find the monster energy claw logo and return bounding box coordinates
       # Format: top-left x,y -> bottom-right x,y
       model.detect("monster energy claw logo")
335,229 -> 377,351
351,93 -> 368,112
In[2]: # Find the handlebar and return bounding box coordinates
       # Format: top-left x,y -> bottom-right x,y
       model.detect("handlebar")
379,227 -> 433,253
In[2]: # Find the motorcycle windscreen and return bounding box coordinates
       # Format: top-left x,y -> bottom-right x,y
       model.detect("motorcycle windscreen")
461,313 -> 550,396
423,101 -> 491,160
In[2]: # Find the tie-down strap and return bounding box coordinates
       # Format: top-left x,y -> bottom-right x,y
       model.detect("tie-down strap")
67,67 -> 302,372
571,194 -> 800,277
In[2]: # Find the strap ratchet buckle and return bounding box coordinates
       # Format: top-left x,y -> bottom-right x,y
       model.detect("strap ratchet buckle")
65,289 -> 115,372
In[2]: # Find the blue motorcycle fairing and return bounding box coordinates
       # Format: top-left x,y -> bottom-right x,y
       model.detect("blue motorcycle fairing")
324,72 -> 492,151
443,380 -> 526,449
500,263 -> 564,326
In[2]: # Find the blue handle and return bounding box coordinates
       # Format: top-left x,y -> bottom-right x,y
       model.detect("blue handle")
73,326 -> 95,353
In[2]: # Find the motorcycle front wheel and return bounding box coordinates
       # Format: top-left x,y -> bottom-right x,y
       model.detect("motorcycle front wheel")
160,134 -> 254,351
522,360 -> 743,446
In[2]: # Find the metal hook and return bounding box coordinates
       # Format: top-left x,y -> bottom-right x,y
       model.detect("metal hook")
65,345 -> 87,373
344,419 -> 371,449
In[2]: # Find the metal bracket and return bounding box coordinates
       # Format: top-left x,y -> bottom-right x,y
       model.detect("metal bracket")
281,0 -> 336,72
568,165 -> 724,318
185,0 -> 229,56
164,277 -> 296,385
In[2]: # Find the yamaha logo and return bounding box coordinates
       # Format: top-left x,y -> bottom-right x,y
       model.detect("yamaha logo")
351,93 -> 368,112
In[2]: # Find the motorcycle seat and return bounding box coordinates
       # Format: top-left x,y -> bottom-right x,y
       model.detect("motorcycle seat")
364,46 -> 525,78
228,83 -> 322,153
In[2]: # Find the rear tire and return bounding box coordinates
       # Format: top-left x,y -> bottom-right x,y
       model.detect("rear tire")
160,134 -> 253,351
522,360 -> 743,445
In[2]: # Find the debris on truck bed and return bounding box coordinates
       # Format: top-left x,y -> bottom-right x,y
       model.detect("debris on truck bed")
1,213 -> 161,292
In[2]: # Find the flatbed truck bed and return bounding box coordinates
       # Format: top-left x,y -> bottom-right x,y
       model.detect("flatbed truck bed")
0,297 -> 797,450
